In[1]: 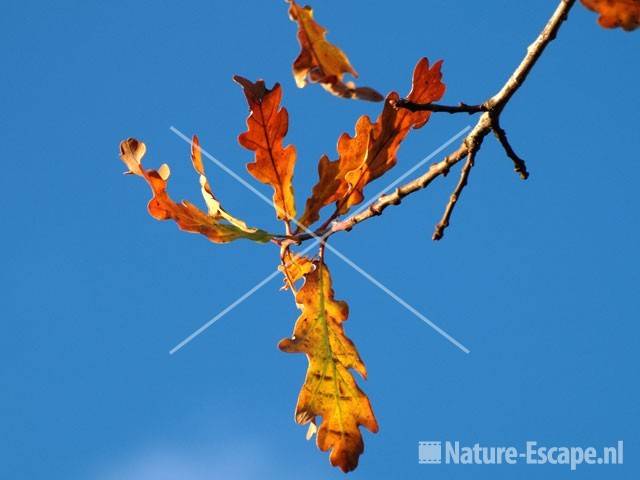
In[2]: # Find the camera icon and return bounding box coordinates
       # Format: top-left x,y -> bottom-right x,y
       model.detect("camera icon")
418,441 -> 442,464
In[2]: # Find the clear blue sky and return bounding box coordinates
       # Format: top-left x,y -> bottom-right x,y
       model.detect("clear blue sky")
2,1 -> 638,479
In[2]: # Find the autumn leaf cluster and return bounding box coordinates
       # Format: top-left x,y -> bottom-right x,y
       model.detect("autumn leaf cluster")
118,0 -> 637,472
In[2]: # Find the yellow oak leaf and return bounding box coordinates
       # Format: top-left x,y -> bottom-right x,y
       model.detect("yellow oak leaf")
279,250 -> 315,291
279,260 -> 378,472
287,0 -> 383,102
120,138 -> 271,244
235,76 -> 297,222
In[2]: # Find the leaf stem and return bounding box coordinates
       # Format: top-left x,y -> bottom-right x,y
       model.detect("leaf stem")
279,244 -> 299,297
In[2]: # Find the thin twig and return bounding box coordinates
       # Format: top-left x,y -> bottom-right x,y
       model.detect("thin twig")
491,115 -> 529,179
485,0 -> 575,112
325,138 -> 480,237
390,0 -> 574,184
318,241 -> 326,261
394,99 -> 486,114
433,141 -> 479,240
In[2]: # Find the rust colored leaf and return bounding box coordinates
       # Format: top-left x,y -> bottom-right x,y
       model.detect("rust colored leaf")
287,0 -> 383,102
298,58 -> 445,227
279,260 -> 378,472
297,155 -> 340,229
119,138 -> 271,244
298,116 -> 373,228
341,58 -> 445,213
235,76 -> 297,223
581,0 -> 640,30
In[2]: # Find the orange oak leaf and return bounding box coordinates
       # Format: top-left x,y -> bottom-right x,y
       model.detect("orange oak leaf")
298,58 -> 445,227
279,260 -> 378,472
287,0 -> 383,102
279,250 -> 315,291
298,116 -> 373,228
119,138 -> 271,244
340,58 -> 445,213
235,76 -> 297,223
581,0 -> 640,30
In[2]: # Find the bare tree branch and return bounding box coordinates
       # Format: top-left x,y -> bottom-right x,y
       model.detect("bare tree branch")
327,117 -> 490,237
293,0 -> 576,243
491,114 -> 529,179
432,139 -> 480,240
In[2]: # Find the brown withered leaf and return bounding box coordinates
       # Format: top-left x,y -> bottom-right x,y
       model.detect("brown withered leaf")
235,76 -> 297,223
581,0 -> 640,30
279,260 -> 378,472
298,58 -> 445,227
120,138 -> 271,244
287,0 -> 383,102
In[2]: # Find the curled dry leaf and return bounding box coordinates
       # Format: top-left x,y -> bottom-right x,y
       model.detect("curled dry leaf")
119,138 -> 271,244
287,0 -> 383,102
191,135 -> 259,232
299,58 -> 446,228
235,76 -> 297,223
581,0 -> 640,30
279,260 -> 378,472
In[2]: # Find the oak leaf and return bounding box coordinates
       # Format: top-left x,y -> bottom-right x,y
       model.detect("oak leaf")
279,250 -> 315,290
191,135 -> 261,232
279,260 -> 378,472
298,115 -> 373,228
287,0 -> 383,102
299,58 -> 445,227
119,138 -> 271,244
235,76 -> 297,223
581,0 -> 640,30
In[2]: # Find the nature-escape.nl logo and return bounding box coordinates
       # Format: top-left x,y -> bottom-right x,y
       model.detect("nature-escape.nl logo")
418,440 -> 624,471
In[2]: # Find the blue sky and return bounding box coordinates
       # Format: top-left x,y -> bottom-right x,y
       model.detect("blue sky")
1,1 -> 638,478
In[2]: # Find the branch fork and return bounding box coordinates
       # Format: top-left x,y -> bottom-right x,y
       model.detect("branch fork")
319,0 -> 575,243
284,0 -> 575,250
